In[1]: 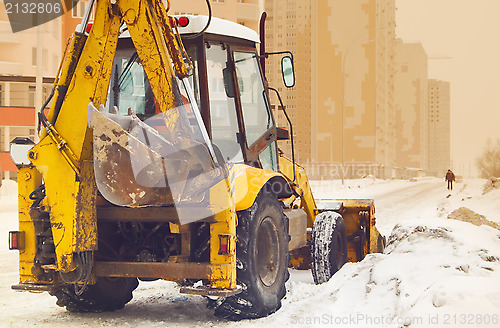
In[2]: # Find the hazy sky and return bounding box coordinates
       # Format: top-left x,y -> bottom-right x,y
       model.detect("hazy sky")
396,0 -> 500,176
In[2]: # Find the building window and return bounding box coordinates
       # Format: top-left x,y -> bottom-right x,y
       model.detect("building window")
0,84 -> 2,106
32,47 -> 37,66
72,0 -> 94,19
43,49 -> 48,69
29,86 -> 35,107
52,19 -> 58,38
53,54 -> 59,72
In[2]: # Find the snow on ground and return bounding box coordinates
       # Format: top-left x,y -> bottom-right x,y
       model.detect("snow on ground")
1,178 -> 500,327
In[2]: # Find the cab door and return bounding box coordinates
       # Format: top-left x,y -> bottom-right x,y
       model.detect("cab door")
205,39 -> 278,172
231,48 -> 278,172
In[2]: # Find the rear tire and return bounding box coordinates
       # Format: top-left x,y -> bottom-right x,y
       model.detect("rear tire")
50,277 -> 139,312
214,190 -> 289,320
311,211 -> 348,284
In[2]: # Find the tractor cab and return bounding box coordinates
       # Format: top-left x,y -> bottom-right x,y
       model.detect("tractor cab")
108,15 -> 281,172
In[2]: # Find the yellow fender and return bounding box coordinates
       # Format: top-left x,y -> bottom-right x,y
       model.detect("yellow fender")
229,164 -> 291,211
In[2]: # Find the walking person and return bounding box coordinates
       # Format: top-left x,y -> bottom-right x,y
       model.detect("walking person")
445,169 -> 455,190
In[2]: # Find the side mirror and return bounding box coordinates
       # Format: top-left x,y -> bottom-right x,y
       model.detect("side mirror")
281,56 -> 295,88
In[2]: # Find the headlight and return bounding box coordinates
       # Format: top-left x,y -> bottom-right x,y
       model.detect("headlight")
10,137 -> 35,166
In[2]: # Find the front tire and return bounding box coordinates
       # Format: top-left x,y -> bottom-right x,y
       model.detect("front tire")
311,211 -> 348,284
50,277 -> 139,312
214,190 -> 289,320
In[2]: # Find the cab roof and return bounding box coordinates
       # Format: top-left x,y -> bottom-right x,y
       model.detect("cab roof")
173,15 -> 260,43
109,15 -> 260,43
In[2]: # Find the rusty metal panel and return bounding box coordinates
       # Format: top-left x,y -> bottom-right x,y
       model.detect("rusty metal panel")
284,208 -> 308,251
97,206 -> 215,223
180,285 -> 242,297
11,283 -> 52,292
94,261 -> 224,280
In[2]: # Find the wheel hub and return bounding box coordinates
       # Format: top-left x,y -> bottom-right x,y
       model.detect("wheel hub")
256,217 -> 280,287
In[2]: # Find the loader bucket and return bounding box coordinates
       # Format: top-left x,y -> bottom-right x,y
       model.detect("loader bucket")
335,199 -> 384,261
88,103 -> 228,224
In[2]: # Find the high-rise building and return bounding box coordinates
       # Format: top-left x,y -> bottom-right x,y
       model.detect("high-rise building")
265,0 -> 396,178
0,1 -> 61,180
428,79 -> 450,176
263,0 -> 313,165
394,39 -> 428,172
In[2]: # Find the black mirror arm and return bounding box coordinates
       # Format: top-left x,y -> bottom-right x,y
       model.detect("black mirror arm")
262,51 -> 294,64
266,87 -> 296,183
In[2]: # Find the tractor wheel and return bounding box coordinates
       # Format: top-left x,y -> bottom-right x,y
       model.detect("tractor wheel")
50,277 -> 139,312
311,211 -> 348,284
214,190 -> 289,320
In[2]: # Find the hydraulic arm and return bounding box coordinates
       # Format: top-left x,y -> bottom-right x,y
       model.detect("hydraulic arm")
29,0 -> 195,276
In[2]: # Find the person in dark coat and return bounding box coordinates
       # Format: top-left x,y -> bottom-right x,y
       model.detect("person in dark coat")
445,169 -> 455,190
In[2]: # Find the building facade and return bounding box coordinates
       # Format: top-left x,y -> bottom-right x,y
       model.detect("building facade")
0,1 -> 61,180
394,39 -> 428,172
427,79 -> 450,176
263,0 -> 313,165
265,0 -> 396,178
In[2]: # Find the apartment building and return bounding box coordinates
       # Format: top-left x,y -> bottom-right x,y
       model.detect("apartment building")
394,39 -> 428,171
428,79 -> 450,176
263,0 -> 313,165
265,0 -> 396,178
0,1 -> 61,180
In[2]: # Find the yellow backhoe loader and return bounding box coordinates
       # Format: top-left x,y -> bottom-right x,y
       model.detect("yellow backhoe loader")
8,0 -> 385,320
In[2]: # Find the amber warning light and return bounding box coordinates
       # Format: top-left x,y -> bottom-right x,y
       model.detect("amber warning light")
219,235 -> 230,255
9,231 -> 24,250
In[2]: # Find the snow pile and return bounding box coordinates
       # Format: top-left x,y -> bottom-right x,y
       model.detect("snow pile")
436,180 -> 500,224
0,179 -> 18,197
260,218 -> 500,327
0,179 -> 18,213
448,207 -> 500,231
482,177 -> 500,194
1,178 -> 500,327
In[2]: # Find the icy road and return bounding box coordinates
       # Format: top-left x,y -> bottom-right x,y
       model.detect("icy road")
1,177 -> 500,328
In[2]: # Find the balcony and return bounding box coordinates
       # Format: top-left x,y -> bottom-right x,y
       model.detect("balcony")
0,61 -> 22,75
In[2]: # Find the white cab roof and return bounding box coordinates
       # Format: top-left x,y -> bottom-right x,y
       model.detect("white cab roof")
115,15 -> 259,43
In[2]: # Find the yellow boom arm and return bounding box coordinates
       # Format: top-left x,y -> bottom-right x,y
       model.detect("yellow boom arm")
29,0 -> 190,273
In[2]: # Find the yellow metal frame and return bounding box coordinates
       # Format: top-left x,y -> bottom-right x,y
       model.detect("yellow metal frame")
278,154 -> 318,227
16,167 -> 49,284
27,0 -> 202,274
